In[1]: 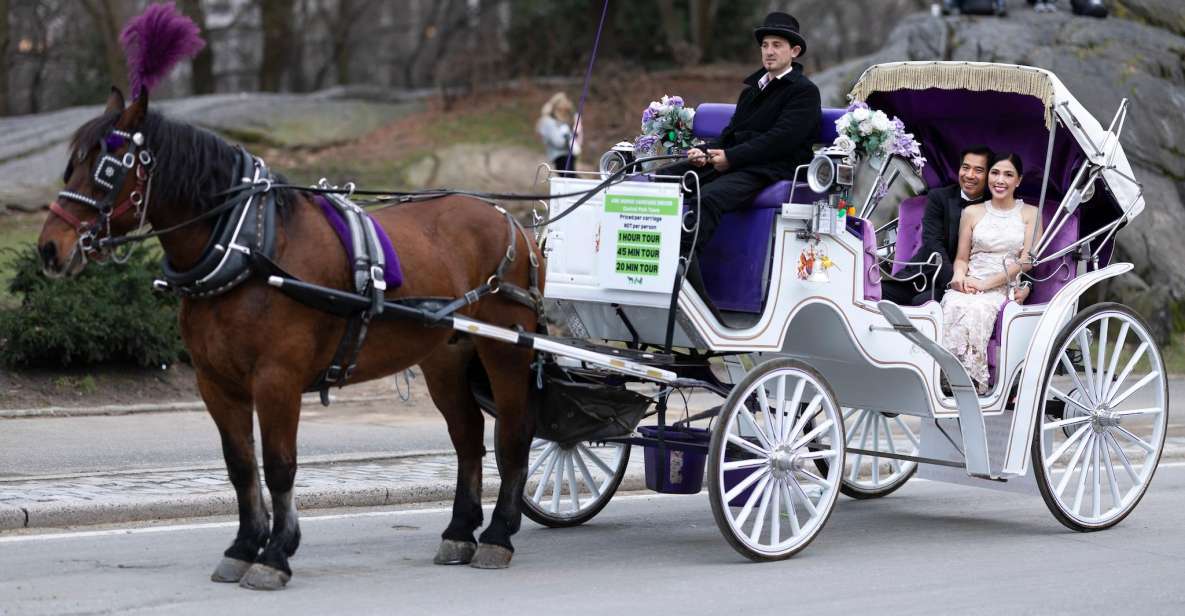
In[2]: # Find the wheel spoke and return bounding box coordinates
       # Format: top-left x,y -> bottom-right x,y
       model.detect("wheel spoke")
786,394 -> 823,446
1105,432 -> 1140,484
871,414 -> 882,486
772,375 -> 787,444
894,415 -> 921,448
1071,436 -> 1096,514
723,458 -> 768,471
1045,424 -> 1091,467
1101,322 -> 1129,401
769,477 -> 781,545
781,379 -> 806,444
882,415 -> 903,474
792,418 -> 834,450
534,445 -> 560,502
572,449 -> 602,500
551,451 -> 565,512
1106,342 -> 1148,404
1107,371 -> 1159,408
527,442 -> 558,478
1114,407 -> 1164,418
1043,415 -> 1093,431
794,466 -> 829,487
733,473 -> 771,528
740,406 -> 774,451
1102,438 -> 1122,508
1091,436 -> 1102,518
849,411 -> 873,482
1055,431 -> 1093,497
728,432 -> 770,458
1049,386 -> 1095,415
577,443 -> 615,475
781,482 -> 801,535
566,453 -> 581,512
1060,351 -> 1097,406
797,449 -> 840,461
1095,318 -> 1109,401
748,481 -> 774,543
789,475 -> 818,517
724,466 -> 769,504
756,382 -> 773,439
845,409 -> 867,446
1114,425 -> 1155,453
1077,330 -> 1098,402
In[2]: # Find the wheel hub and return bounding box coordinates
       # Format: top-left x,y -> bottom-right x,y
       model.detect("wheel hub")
1092,407 -> 1120,431
769,447 -> 796,479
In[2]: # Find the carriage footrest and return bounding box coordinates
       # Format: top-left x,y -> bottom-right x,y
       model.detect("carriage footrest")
876,301 -> 994,479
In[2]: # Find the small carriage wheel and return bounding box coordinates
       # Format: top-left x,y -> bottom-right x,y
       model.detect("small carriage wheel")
521,438 -> 631,528
707,358 -> 845,561
827,409 -> 920,499
1032,303 -> 1168,532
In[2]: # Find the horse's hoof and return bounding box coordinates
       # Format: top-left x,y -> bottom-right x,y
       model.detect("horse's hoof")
210,557 -> 254,583
469,544 -> 513,569
434,539 -> 478,565
238,563 -> 291,590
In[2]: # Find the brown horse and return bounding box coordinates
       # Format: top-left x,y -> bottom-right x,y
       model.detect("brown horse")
37,88 -> 544,590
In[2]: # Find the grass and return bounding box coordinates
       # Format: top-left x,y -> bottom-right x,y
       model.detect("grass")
0,214 -> 44,307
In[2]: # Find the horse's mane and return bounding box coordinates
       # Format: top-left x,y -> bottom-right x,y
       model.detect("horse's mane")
71,109 -> 295,216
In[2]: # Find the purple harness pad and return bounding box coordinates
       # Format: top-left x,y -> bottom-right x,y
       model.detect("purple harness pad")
316,196 -> 404,290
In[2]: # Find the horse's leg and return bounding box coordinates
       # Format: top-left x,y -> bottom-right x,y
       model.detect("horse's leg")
199,372 -> 270,583
239,377 -> 302,591
419,341 -> 486,565
470,339 -> 536,569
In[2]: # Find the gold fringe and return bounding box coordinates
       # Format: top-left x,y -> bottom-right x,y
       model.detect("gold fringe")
850,63 -> 1055,128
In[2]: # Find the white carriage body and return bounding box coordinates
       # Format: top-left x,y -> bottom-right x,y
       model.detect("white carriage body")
544,60 -> 1150,493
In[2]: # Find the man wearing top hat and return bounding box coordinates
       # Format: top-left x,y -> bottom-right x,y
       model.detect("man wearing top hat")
673,12 -> 822,301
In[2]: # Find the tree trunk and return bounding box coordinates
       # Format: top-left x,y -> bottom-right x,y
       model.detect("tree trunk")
655,0 -> 699,66
178,0 -> 215,94
688,0 -> 719,63
0,0 -> 10,116
80,0 -> 131,94
259,0 -> 296,92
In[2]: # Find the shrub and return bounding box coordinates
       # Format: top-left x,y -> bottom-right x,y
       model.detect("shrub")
0,245 -> 185,368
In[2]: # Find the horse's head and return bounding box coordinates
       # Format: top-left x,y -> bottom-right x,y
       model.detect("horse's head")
38,87 -> 154,277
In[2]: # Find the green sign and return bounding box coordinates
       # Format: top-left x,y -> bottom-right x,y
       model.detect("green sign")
605,194 -> 679,216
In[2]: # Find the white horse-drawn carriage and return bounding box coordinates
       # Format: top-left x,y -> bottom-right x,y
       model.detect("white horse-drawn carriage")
516,61 -> 1167,560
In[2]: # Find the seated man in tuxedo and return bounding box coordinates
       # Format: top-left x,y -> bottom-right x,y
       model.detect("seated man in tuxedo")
882,145 -> 994,305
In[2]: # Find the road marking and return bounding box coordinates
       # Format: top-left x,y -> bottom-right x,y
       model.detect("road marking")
3,462 -> 1183,545
0,492 -> 691,544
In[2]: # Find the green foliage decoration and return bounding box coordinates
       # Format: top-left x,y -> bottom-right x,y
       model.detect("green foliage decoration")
0,245 -> 184,368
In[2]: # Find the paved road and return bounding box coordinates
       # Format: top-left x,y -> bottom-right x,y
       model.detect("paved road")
2,463 -> 1184,615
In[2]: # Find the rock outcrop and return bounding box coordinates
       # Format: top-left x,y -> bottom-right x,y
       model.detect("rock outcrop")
814,3 -> 1185,340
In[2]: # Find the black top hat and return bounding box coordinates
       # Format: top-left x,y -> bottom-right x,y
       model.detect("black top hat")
754,12 -> 807,56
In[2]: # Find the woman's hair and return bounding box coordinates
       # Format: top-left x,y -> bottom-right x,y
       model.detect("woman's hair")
989,152 -> 1024,176
541,92 -> 574,124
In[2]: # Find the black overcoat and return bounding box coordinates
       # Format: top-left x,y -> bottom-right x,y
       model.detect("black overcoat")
706,63 -> 822,180
902,184 -> 987,296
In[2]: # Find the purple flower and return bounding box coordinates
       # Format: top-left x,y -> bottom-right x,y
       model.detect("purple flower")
846,101 -> 869,113
669,96 -> 684,108
634,134 -> 660,154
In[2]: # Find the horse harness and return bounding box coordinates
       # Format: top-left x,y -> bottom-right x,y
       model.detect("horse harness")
61,129 -> 542,405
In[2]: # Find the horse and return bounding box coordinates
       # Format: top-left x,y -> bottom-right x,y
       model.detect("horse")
36,88 -> 544,590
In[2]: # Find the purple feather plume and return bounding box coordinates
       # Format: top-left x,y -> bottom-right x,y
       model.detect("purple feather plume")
120,2 -> 205,97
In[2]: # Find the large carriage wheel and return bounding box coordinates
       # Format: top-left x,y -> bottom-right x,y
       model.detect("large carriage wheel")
836,409 -> 920,499
707,358 -> 846,561
521,438 -> 630,528
1032,303 -> 1168,531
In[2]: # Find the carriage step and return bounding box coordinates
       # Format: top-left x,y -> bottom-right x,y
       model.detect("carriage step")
875,301 -> 994,479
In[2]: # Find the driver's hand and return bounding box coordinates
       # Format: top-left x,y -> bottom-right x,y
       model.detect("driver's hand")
687,147 -> 708,167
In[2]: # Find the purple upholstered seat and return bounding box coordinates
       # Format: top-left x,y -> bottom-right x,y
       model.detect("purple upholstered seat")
891,195 -> 929,278
847,217 -> 882,302
694,104 -> 843,312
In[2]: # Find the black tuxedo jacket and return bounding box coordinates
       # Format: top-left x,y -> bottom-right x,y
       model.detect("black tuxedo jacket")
706,63 -> 821,181
904,184 -> 987,289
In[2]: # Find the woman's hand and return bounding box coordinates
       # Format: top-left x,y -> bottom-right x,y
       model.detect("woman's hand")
950,274 -> 966,293
963,278 -> 985,294
1014,285 -> 1031,304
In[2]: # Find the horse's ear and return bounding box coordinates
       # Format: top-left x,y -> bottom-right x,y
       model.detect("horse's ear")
121,88 -> 149,129
105,87 -> 125,114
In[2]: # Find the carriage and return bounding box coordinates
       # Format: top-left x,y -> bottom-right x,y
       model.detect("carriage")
514,61 -> 1168,560
39,50 -> 1169,586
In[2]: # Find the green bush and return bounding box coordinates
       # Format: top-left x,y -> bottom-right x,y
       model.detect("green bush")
0,245 -> 185,368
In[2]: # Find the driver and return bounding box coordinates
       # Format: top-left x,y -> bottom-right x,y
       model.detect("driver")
666,12 -> 822,302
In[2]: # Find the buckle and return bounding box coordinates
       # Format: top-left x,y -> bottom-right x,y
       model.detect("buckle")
370,265 -> 387,291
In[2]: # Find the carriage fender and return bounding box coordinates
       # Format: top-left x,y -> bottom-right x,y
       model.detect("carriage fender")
1001,262 -> 1133,476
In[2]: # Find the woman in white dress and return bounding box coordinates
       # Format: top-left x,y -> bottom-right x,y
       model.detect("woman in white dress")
941,153 -> 1042,393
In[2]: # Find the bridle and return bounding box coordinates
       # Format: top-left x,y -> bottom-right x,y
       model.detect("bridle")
50,128 -> 154,263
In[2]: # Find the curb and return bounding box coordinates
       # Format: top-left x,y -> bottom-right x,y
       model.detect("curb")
0,472 -> 649,531
0,393 -> 403,419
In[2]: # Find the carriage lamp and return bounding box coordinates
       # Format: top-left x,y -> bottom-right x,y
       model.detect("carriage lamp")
599,142 -> 636,180
807,148 -> 855,194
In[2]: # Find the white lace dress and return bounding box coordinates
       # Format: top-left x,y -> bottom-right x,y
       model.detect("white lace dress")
941,200 -> 1026,393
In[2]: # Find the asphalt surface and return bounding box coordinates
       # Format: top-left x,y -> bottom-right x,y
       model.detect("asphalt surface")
2,463 -> 1184,616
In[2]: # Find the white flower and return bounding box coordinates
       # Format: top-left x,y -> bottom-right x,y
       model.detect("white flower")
833,135 -> 856,153
871,112 -> 892,132
858,119 -> 873,135
835,114 -> 851,131
852,107 -> 871,122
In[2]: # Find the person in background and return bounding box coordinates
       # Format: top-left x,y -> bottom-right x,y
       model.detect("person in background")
537,92 -> 582,175
941,0 -> 1008,16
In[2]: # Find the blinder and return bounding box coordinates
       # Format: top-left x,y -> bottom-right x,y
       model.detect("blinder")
52,127 -> 154,258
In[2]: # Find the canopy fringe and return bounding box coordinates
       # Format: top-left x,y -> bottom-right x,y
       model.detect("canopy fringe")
851,63 -> 1055,128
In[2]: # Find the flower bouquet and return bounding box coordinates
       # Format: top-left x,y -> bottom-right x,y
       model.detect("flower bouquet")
634,95 -> 696,159
832,101 -> 925,173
